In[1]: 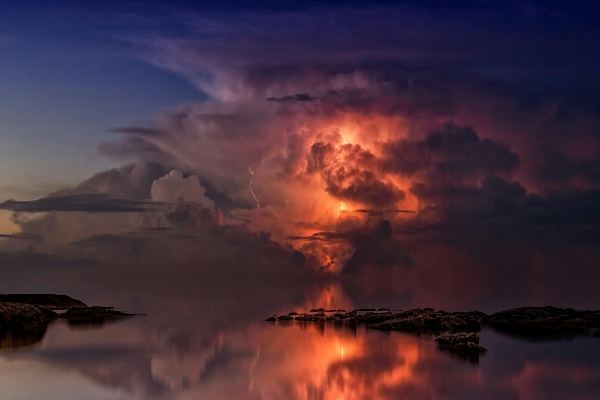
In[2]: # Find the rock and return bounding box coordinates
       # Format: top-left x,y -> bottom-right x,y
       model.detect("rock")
348,311 -> 396,324
0,302 -> 46,331
61,306 -> 133,320
372,314 -> 468,332
488,306 -> 600,336
434,333 -> 487,365
369,309 -> 483,333
0,294 -> 86,309
435,333 -> 484,349
264,306 -> 600,340
275,315 -> 294,321
296,313 -> 327,321
265,316 -> 276,321
452,311 -> 488,329
0,295 -> 136,348
336,309 -> 346,312
265,307 -> 486,332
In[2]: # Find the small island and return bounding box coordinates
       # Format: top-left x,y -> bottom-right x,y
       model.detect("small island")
0,294 -> 136,350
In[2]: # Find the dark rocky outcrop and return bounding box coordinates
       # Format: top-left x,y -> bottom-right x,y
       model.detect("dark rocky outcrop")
264,306 -> 600,367
488,306 -> 600,337
369,309 -> 486,333
0,294 -> 86,309
0,294 -> 136,350
61,306 -> 134,320
453,311 -> 488,330
371,314 -> 467,332
269,307 -> 484,328
434,333 -> 487,365
295,313 -> 326,321
435,333 -> 486,352
350,311 -> 395,323
291,309 -> 396,323
265,306 -> 600,338
0,302 -> 46,330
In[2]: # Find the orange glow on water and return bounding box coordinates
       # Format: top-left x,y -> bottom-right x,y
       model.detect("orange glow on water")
249,320 -> 426,400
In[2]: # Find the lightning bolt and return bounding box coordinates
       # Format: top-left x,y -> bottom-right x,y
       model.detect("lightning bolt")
341,201 -> 344,210
249,167 -> 260,209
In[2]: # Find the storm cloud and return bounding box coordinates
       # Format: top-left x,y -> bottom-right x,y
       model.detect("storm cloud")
1,1 -> 599,305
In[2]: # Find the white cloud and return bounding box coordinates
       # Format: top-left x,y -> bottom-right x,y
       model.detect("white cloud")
151,170 -> 214,208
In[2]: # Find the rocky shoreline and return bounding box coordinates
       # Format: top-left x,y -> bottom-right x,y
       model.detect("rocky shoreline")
0,294 -> 87,309
434,333 -> 487,364
266,306 -> 600,364
266,306 -> 600,336
0,294 -> 136,346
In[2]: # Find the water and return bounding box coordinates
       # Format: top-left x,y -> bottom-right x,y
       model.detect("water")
1,268 -> 599,399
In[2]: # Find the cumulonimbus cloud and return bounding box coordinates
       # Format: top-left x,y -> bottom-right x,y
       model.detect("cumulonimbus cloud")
3,1 -> 600,292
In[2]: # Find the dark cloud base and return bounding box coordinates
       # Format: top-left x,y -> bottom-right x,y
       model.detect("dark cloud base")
0,194 -> 163,213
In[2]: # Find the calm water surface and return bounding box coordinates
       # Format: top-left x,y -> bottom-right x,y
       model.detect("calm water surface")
1,269 -> 599,399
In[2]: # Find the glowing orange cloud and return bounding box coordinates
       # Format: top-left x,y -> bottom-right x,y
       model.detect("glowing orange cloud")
226,112 -> 424,272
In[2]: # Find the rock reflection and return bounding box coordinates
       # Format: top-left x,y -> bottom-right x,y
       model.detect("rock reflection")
487,321 -> 589,343
0,328 -> 47,351
66,317 -> 128,331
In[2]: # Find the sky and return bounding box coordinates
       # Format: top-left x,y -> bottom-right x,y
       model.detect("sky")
1,0 -> 600,309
